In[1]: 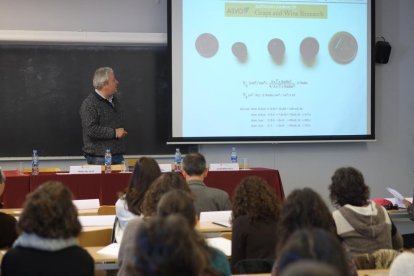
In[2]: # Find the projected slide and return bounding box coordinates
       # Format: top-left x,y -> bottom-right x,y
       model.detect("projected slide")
170,0 -> 372,140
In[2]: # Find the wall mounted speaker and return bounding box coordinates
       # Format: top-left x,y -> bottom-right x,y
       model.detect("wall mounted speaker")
375,41 -> 391,64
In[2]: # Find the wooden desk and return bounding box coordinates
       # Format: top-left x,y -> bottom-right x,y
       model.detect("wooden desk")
0,208 -> 23,216
85,246 -> 118,270
0,208 -> 99,216
197,222 -> 231,233
2,168 -> 284,208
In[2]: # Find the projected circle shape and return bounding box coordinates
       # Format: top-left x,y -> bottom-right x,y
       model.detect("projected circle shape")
195,33 -> 219,58
329,31 -> 358,64
232,42 -> 248,62
268,38 -> 285,63
300,37 -> 319,63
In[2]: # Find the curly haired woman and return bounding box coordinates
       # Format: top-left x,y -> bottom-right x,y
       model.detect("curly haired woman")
231,176 -> 281,272
329,167 -> 402,255
276,187 -> 337,254
1,181 -> 94,276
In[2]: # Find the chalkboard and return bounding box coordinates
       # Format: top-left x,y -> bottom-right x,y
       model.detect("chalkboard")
0,44 -> 189,157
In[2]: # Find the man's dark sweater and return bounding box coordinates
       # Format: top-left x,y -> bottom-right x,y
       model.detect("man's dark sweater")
80,92 -> 126,156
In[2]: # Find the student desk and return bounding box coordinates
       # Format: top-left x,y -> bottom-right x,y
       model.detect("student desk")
1,168 -> 284,208
388,209 -> 414,235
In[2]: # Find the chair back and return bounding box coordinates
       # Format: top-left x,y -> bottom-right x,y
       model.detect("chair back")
233,259 -> 274,274
353,249 -> 400,269
78,228 -> 113,247
97,205 -> 116,215
220,232 -> 232,240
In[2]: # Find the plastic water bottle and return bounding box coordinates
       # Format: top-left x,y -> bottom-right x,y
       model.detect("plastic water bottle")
32,149 -> 39,175
104,149 -> 112,174
174,148 -> 182,172
231,147 -> 238,163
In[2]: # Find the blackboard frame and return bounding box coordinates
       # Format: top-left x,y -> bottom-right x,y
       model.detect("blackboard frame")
0,44 -> 190,157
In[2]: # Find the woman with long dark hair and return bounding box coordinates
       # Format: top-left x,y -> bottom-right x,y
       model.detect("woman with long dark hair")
115,157 -> 161,242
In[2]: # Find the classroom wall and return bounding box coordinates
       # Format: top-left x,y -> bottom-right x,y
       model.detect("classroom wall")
1,0 -> 413,205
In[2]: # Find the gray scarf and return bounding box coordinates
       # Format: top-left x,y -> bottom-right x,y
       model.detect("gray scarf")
13,233 -> 79,251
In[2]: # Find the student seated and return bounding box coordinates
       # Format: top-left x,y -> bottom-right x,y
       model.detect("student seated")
279,261 -> 340,276
1,181 -> 94,276
0,169 -> 18,249
117,173 -> 192,275
115,157 -> 161,242
329,167 -> 403,254
157,189 -> 231,276
121,215 -> 215,276
274,228 -> 350,276
276,187 -> 337,254
182,153 -> 231,213
231,176 -> 281,273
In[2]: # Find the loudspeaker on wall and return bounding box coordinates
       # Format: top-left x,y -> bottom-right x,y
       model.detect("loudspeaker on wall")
375,41 -> 391,64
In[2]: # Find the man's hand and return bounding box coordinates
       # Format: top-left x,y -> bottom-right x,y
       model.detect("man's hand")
115,128 -> 128,139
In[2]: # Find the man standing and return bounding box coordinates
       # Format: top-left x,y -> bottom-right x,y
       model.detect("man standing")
182,153 -> 231,214
80,67 -> 127,165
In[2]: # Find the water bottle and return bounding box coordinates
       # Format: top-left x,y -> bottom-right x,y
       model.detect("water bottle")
32,149 -> 39,175
231,147 -> 238,163
104,149 -> 112,174
174,148 -> 182,172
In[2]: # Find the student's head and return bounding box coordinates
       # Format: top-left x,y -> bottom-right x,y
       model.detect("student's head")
127,215 -> 207,276
277,188 -> 336,253
389,251 -> 414,276
329,167 -> 370,207
125,157 -> 162,215
232,176 -> 280,223
93,67 -> 118,96
157,190 -> 197,227
276,228 -> 349,276
142,172 -> 191,217
0,168 -> 5,196
182,153 -> 207,177
18,181 -> 81,239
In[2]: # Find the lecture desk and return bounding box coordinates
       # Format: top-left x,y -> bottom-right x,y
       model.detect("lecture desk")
1,168 -> 284,208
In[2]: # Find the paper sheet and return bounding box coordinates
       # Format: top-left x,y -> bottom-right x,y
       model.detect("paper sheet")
97,243 -> 120,256
199,211 -> 232,223
78,215 -> 116,227
387,187 -> 405,201
73,199 -> 100,210
206,237 -> 232,257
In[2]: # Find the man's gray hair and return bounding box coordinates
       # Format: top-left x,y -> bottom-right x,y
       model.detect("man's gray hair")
93,67 -> 114,89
